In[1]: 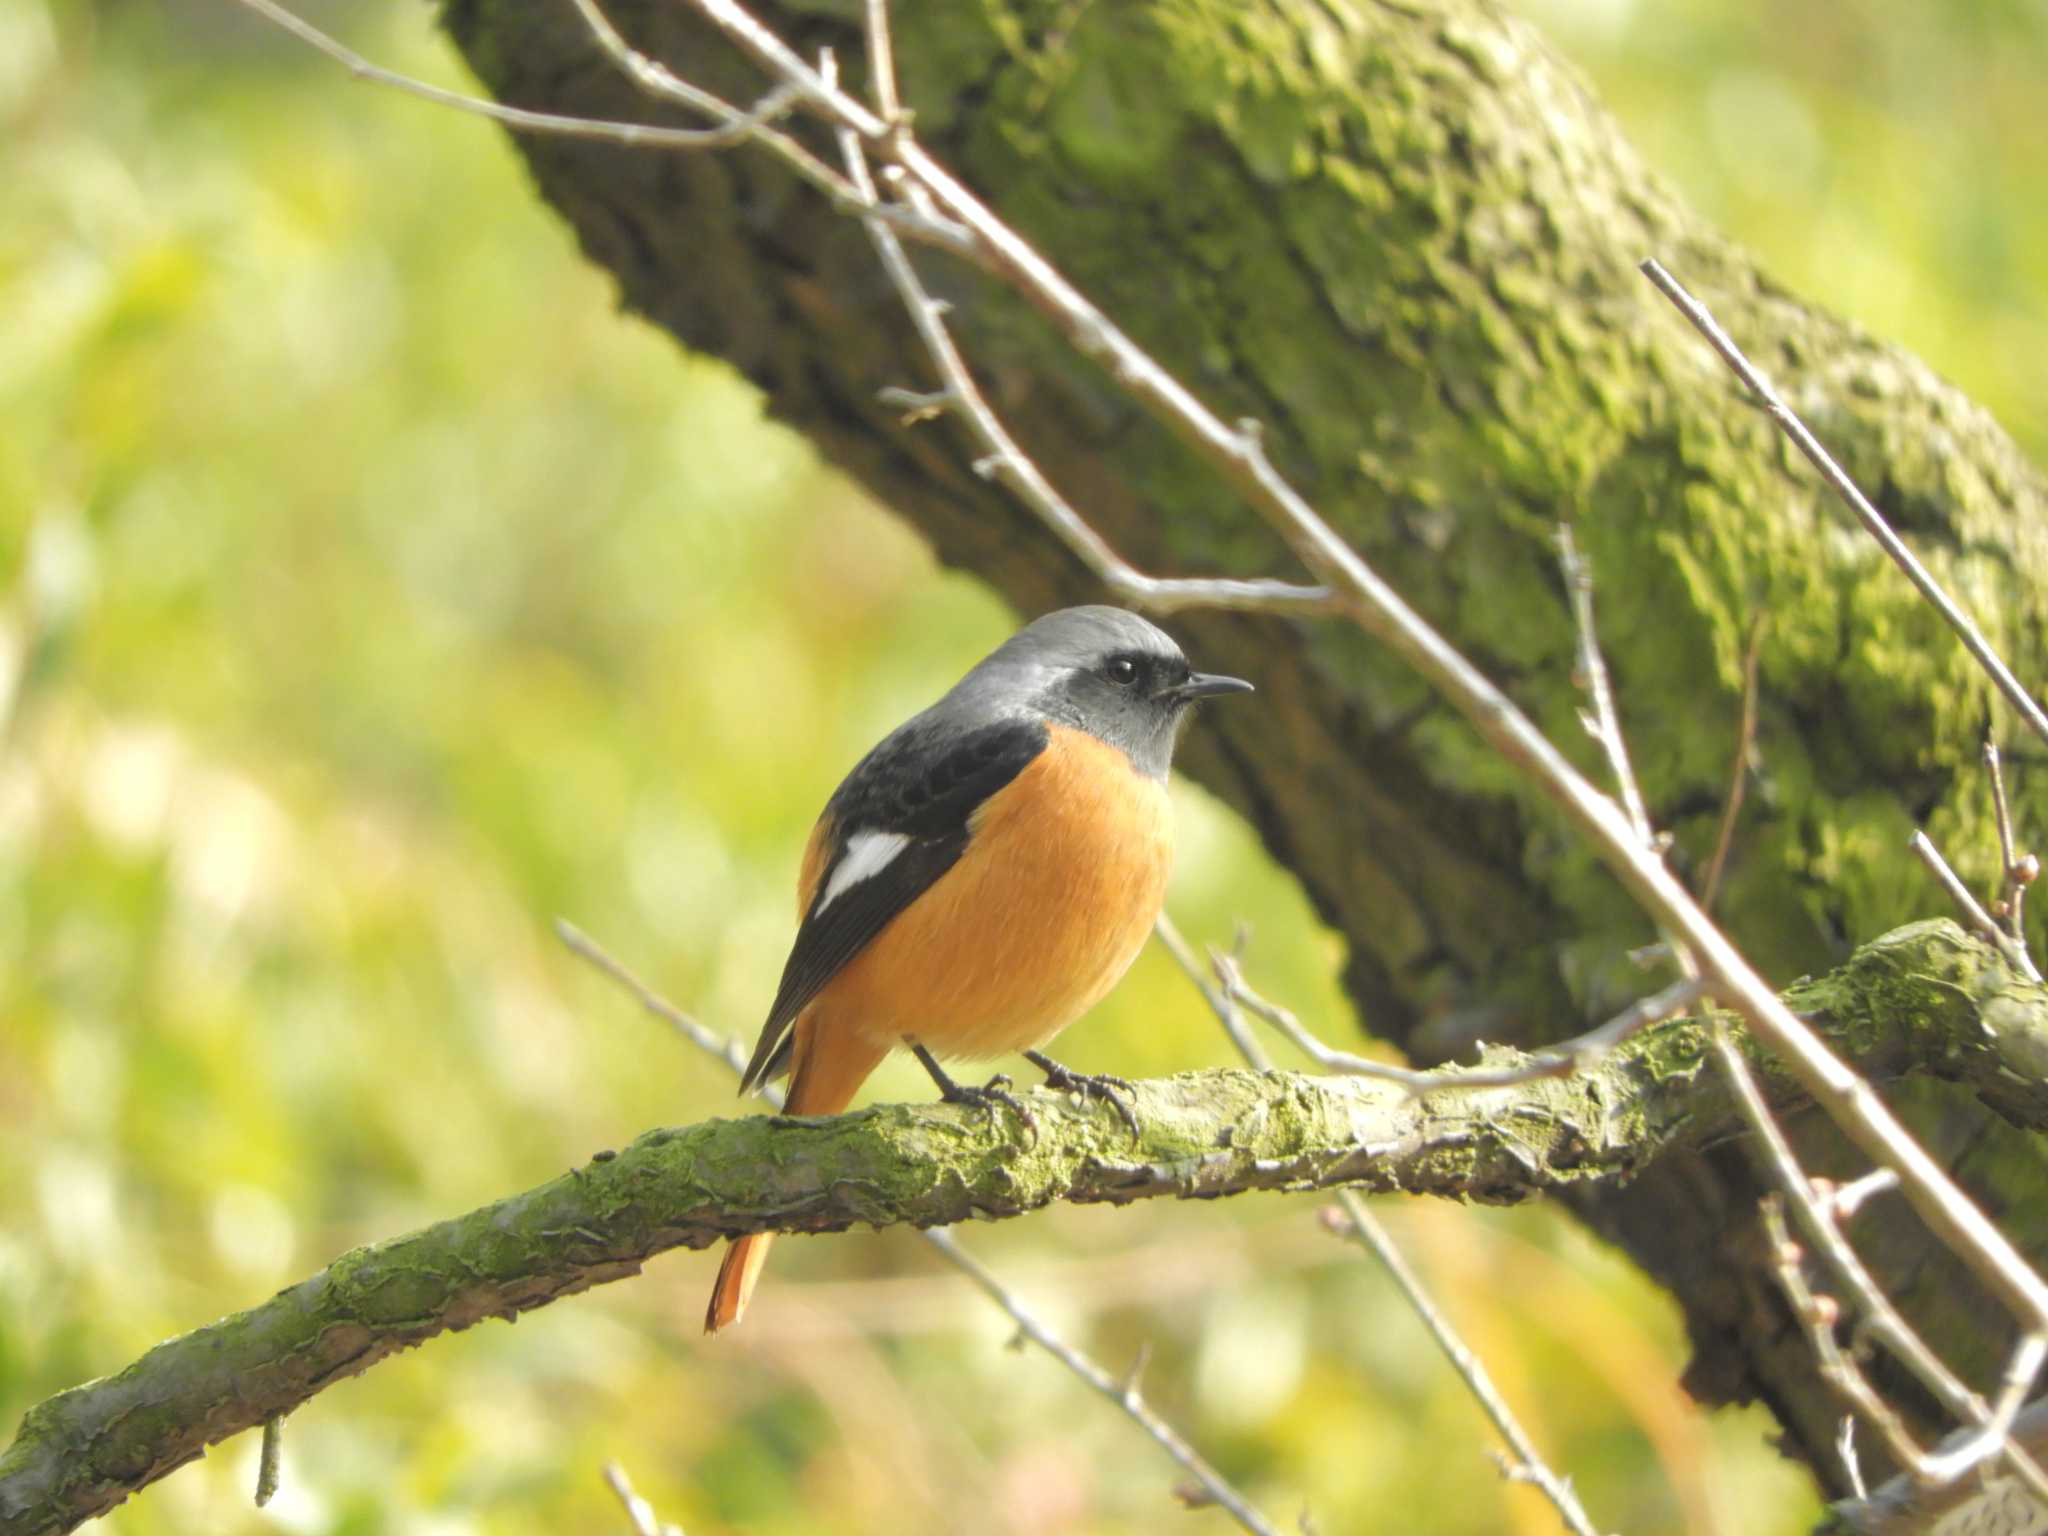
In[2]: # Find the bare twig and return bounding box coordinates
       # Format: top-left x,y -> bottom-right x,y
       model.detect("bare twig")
1837,1417 -> 1866,1503
1909,831 -> 2040,981
1205,949 -> 1430,1088
603,1462 -> 682,1536
1559,525 -> 1653,850
1985,740 -> 2034,948
861,0 -> 902,126
1560,505 -> 2039,1499
566,0 -> 788,136
230,0 -> 974,257
921,1231 -> 1277,1535
1207,944 -> 1699,1095
1824,1170 -> 1899,1224
554,921 -> 1281,1536
1156,926 -> 1604,1536
1701,614 -> 1766,914
1709,1026 -> 2048,1500
1835,1397 -> 2048,1534
1318,1204 -> 1604,1536
1152,915 -> 1267,1068
1640,258 -> 2048,751
237,1 -> 809,165
1588,488 -> 2048,1498
1919,1335 -> 2048,1486
831,94 -> 1328,616
1760,1196 -> 1929,1477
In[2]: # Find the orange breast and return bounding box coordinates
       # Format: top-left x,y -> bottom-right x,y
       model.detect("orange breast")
816,724 -> 1174,1059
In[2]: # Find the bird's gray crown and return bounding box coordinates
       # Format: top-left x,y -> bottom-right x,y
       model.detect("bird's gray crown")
940,606 -> 1221,781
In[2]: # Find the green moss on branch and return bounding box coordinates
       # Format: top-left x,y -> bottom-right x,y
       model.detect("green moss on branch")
5,922 -> 2043,1535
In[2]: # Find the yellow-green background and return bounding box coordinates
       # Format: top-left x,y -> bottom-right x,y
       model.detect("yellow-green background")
3,0 -> 2042,1530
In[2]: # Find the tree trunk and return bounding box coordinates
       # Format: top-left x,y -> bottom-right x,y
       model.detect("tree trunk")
442,0 -> 2048,1490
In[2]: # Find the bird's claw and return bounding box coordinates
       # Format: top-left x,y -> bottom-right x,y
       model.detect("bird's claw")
1025,1050 -> 1141,1142
938,1070 -> 1039,1141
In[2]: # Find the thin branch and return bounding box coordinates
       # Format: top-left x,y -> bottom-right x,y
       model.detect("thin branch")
1985,740 -> 2034,947
236,0 -> 802,156
1152,915 -> 1266,1068
603,1462 -> 682,1536
230,0 -> 974,258
1759,1195 -> 1930,1479
1640,258 -> 2048,751
566,0 -> 785,132
831,105 -> 1328,616
861,0 -> 902,126
1207,944 -> 1700,1095
1909,831 -> 2040,981
1834,1395 -> 2048,1534
556,922 -> 1280,1536
1708,1026 -> 2048,1501
1559,513 -> 2034,1501
1559,525 -> 1653,850
920,1229 -> 1278,1536
1919,1334 -> 2048,1486
1837,1417 -> 1867,1504
1157,927 -> 1604,1536
1317,1204 -> 1604,1536
1205,948 -> 1431,1088
1701,613 -> 1766,914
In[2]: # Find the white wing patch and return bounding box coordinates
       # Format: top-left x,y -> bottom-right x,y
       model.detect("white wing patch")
817,829 -> 912,912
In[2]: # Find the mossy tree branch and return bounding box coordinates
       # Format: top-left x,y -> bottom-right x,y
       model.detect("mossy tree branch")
3,921 -> 2043,1536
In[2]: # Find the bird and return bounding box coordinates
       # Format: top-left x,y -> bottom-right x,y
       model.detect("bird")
704,605 -> 1253,1333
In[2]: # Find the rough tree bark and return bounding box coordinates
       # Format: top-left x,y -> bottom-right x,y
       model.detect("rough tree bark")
440,0 -> 2048,1492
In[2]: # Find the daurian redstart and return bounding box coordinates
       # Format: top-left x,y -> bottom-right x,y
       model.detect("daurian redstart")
706,605 -> 1252,1332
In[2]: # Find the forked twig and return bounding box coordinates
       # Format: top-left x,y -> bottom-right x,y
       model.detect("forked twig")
1709,1026 -> 2048,1500
829,85 -> 1328,616
1908,832 -> 2040,982
1154,920 -> 1604,1536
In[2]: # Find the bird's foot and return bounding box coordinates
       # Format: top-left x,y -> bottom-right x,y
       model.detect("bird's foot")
1024,1050 -> 1141,1142
911,1043 -> 1038,1140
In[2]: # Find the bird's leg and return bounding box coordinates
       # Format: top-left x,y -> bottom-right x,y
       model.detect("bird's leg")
909,1042 -> 1037,1140
1023,1049 -> 1141,1141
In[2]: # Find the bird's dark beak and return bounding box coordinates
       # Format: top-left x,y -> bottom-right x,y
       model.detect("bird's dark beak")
1167,672 -> 1254,703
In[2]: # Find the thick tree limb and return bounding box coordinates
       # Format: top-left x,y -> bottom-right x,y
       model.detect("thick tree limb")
3,920 -> 2042,1536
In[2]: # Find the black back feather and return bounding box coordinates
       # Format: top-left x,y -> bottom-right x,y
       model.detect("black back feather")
737,717 -> 1049,1092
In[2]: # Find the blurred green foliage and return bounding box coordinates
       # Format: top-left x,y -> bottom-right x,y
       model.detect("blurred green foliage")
2,0 -> 2040,1530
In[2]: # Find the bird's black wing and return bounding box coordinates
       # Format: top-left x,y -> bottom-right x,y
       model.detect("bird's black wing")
737,716 -> 1049,1093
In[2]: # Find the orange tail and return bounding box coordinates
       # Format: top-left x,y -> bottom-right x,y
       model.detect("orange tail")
703,1016 -> 888,1334
705,1230 -> 773,1334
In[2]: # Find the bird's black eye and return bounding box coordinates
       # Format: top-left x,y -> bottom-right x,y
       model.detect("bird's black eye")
1105,656 -> 1140,686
